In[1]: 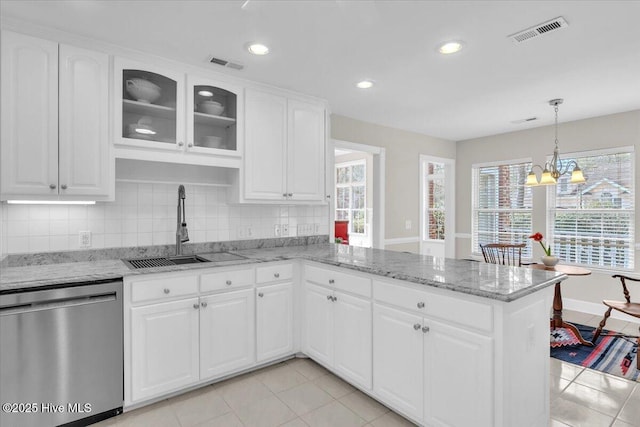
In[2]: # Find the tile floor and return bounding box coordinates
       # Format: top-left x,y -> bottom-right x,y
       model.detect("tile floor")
95,310 -> 639,427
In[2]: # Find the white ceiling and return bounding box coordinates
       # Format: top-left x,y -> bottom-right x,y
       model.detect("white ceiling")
2,0 -> 640,141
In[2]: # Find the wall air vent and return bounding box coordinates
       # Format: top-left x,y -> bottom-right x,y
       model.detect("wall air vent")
511,117 -> 538,124
209,55 -> 244,70
508,17 -> 569,43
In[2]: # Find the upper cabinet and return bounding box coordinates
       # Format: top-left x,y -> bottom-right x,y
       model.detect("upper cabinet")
243,88 -> 326,203
113,58 -> 242,168
1,31 -> 112,201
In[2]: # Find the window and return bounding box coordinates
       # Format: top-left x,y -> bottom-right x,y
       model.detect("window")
548,147 -> 634,270
336,161 -> 366,235
424,161 -> 446,240
472,160 -> 533,257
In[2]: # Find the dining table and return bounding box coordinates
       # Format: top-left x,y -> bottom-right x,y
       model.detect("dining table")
529,263 -> 593,346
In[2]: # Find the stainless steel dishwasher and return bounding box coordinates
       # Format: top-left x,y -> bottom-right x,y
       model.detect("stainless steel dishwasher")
0,280 -> 123,427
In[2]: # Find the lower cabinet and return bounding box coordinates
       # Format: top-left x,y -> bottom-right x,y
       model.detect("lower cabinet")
304,282 -> 372,389
200,289 -> 255,379
373,303 -> 493,426
256,282 -> 294,362
130,298 -> 200,402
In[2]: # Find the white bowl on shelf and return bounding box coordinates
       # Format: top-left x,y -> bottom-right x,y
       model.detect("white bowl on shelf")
198,100 -> 224,116
126,78 -> 161,104
200,135 -> 225,148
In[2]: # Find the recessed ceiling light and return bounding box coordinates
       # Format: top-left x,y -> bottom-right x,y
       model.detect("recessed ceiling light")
198,90 -> 214,97
438,41 -> 464,54
356,80 -> 374,89
247,43 -> 269,55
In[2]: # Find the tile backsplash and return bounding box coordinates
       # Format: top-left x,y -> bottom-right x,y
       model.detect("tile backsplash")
0,181 -> 329,255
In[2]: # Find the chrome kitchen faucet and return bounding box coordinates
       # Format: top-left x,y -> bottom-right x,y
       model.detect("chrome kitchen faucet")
176,185 -> 189,255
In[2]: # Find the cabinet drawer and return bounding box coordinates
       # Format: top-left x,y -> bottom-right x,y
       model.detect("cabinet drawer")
256,263 -> 293,284
305,264 -> 371,298
373,280 -> 493,332
200,268 -> 254,292
131,274 -> 199,303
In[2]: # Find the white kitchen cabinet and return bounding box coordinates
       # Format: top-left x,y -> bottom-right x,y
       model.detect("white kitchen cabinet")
1,31 -> 112,200
256,282 -> 294,362
303,276 -> 372,390
243,88 -> 326,203
130,297 -> 200,402
373,304 -> 424,421
113,58 -> 241,167
200,288 -> 255,379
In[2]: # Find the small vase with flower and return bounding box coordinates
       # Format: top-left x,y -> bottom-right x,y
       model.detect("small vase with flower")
529,232 -> 559,267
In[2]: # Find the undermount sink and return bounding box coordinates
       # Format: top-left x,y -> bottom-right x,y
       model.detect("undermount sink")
167,255 -> 210,265
123,252 -> 246,269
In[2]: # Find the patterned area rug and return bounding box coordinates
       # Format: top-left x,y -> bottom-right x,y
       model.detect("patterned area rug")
550,323 -> 639,382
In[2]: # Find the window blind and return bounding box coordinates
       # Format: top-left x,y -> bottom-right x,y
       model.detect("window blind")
548,148 -> 634,270
472,160 -> 533,257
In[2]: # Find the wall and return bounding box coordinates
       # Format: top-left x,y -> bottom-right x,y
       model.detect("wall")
331,115 -> 455,253
0,181 -> 328,255
456,109 -> 640,309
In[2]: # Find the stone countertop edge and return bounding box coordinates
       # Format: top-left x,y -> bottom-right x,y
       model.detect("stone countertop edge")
0,242 -> 567,302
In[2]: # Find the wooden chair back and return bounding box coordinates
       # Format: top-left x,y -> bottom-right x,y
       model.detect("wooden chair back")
480,243 -> 526,267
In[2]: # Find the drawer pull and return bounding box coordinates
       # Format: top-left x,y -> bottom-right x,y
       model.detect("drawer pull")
332,295 -> 337,302
226,280 -> 232,286
193,303 -> 199,309
258,292 -> 264,297
326,295 -> 332,301
329,279 -> 335,284
164,288 -> 170,294
201,302 -> 207,308
417,301 -> 425,309
413,323 -> 421,330
61,184 -> 67,190
274,273 -> 280,278
49,184 -> 56,189
422,326 -> 430,333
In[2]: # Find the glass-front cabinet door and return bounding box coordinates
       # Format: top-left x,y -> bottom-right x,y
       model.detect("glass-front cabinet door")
186,75 -> 242,157
114,58 -> 185,151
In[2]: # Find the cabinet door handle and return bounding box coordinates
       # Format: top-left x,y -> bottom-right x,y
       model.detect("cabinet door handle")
226,280 -> 232,286
49,184 -> 56,189
163,288 -> 170,294
274,273 -> 280,278
422,326 -> 430,333
282,193 -> 287,198
417,302 -> 425,309
332,295 -> 337,302
60,184 -> 67,190
288,193 -> 293,197
328,279 -> 335,284
258,292 -> 264,297
193,303 -> 199,309
188,142 -> 193,148
201,302 -> 207,308
326,295 -> 332,301
177,141 -> 184,147
413,323 -> 421,330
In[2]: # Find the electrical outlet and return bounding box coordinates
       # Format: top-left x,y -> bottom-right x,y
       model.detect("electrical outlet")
314,223 -> 320,234
274,224 -> 281,237
247,227 -> 253,238
237,227 -> 245,238
405,220 -> 412,230
79,231 -> 92,248
281,224 -> 289,236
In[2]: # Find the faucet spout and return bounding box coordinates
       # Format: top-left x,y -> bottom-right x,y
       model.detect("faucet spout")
176,185 -> 189,255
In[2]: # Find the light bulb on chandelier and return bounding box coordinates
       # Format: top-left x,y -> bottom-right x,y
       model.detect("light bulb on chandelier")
525,99 -> 586,187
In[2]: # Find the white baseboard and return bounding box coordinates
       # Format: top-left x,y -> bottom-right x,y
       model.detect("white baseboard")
564,298 -> 640,325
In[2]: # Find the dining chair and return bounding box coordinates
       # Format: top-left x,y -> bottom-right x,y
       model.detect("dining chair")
480,243 -> 526,267
591,274 -> 640,369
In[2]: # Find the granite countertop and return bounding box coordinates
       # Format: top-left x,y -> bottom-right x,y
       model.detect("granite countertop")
0,242 -> 566,302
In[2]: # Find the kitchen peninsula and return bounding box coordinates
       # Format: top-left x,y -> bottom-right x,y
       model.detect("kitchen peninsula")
0,241 -> 565,427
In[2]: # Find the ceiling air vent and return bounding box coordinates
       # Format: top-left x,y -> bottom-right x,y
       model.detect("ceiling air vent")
511,117 -> 538,124
508,17 -> 569,43
209,55 -> 244,70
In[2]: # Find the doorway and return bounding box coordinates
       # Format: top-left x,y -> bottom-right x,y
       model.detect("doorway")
420,155 -> 455,258
330,140 -> 385,249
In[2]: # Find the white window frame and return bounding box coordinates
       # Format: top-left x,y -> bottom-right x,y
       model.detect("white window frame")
335,159 -> 367,236
471,158 -> 533,259
546,146 -> 635,272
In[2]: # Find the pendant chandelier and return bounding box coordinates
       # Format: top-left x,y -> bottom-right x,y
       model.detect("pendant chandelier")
525,99 -> 586,186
